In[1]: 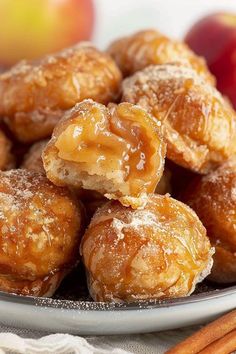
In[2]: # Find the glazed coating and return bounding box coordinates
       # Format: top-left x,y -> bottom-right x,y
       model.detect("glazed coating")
0,130 -> 15,170
122,64 -> 236,173
21,140 -> 48,174
107,29 -> 215,84
43,99 -> 166,208
182,158 -> 236,283
81,194 -> 213,302
0,43 -> 122,143
0,169 -> 83,296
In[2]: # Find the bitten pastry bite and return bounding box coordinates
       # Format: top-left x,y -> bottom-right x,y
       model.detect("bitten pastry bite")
183,158 -> 236,284
122,64 -> 236,174
21,140 -> 48,174
0,43 -> 122,143
81,194 -> 213,302
43,99 -> 166,208
107,29 -> 215,84
0,130 -> 14,170
0,169 -> 83,296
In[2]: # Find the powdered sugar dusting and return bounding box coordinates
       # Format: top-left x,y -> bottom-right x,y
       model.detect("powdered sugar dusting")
111,209 -> 158,240
123,64 -> 223,103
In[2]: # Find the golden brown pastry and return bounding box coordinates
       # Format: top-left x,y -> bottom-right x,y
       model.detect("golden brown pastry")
0,130 -> 15,170
107,29 -> 215,84
183,158 -> 236,283
81,194 -> 213,302
21,140 -> 48,174
0,169 -> 83,296
0,43 -> 122,143
42,99 -> 166,208
122,64 -> 236,174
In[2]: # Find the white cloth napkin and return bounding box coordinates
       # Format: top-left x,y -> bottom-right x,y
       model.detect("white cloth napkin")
0,323 -> 198,354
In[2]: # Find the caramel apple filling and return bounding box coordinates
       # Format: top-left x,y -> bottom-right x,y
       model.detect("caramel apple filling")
43,100 -> 166,207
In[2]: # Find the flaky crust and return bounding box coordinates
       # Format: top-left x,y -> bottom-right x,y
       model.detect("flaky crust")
43,99 -> 166,208
107,29 -> 215,84
0,169 -> 83,296
21,140 -> 48,174
0,43 -> 122,143
81,194 -> 213,302
183,158 -> 236,283
122,64 -> 236,173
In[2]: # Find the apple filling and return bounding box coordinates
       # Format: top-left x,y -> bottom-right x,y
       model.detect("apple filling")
43,100 -> 166,207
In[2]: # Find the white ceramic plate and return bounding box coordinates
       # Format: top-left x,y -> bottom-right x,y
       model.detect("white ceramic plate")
0,284 -> 236,335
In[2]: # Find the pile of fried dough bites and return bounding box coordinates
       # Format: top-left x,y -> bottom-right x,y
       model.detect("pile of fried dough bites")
0,30 -> 235,302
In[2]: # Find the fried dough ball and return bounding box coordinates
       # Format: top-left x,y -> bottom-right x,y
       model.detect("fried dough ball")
0,130 -> 15,170
107,29 -> 215,84
0,43 -> 122,143
81,194 -> 213,302
122,64 -> 236,174
0,169 -> 83,296
183,158 -> 236,284
42,99 -> 166,208
21,140 -> 48,174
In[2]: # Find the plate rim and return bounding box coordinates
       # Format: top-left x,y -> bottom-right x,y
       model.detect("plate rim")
0,285 -> 235,311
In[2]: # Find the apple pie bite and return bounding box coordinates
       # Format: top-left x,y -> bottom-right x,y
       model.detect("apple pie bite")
0,43 -> 122,143
107,29 -> 215,84
122,64 -> 236,173
183,157 -> 236,284
81,194 -> 213,302
0,169 -> 83,297
42,99 -> 166,208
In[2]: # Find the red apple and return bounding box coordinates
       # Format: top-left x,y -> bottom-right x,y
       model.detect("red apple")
0,0 -> 94,67
185,13 -> 236,108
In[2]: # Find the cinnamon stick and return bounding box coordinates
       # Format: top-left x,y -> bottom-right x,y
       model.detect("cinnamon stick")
198,328 -> 236,354
166,309 -> 236,354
